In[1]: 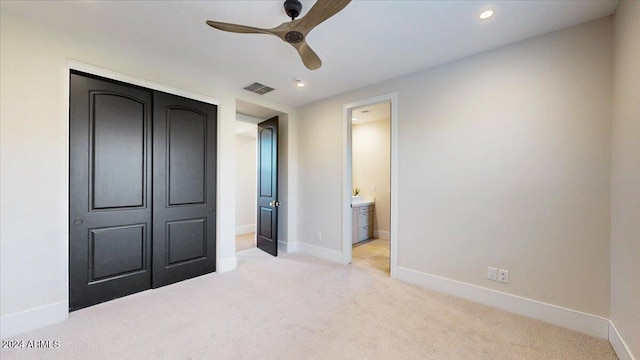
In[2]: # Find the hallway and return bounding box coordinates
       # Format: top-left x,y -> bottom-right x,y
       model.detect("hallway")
236,232 -> 256,252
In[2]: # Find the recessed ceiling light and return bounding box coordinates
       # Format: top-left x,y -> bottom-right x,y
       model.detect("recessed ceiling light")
352,117 -> 358,122
478,9 -> 494,20
295,79 -> 305,87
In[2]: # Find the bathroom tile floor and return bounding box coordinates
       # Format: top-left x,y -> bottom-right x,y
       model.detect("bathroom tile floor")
352,238 -> 390,273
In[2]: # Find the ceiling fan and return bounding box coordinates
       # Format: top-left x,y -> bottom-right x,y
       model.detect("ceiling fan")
206,0 -> 351,70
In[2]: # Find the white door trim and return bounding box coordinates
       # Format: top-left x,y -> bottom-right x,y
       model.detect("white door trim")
342,92 -> 399,278
68,60 -> 219,105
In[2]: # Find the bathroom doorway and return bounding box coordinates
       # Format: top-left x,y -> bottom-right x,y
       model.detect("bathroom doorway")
351,102 -> 391,273
342,93 -> 398,277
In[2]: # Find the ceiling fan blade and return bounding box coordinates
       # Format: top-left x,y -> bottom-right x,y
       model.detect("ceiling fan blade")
295,0 -> 351,31
206,20 -> 273,35
291,40 -> 322,70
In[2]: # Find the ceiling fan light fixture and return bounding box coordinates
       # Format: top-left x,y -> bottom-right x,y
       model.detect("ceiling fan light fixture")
478,9 -> 494,20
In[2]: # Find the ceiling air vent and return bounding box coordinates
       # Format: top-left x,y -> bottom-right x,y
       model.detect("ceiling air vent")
243,82 -> 275,95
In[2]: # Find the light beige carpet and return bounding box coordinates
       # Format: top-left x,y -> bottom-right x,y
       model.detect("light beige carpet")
236,232 -> 256,252
1,249 -> 617,360
352,238 -> 390,273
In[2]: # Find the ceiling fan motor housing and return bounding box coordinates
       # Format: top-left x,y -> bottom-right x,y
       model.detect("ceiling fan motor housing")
284,0 -> 302,20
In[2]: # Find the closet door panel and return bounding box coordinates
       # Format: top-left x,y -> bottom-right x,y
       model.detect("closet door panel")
153,91 -> 217,288
69,72 -> 152,310
166,219 -> 207,265
167,108 -> 207,206
91,94 -> 146,209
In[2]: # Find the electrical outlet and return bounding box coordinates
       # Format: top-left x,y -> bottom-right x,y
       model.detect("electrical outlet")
498,269 -> 509,283
487,267 -> 497,281
372,184 -> 377,192
316,232 -> 322,241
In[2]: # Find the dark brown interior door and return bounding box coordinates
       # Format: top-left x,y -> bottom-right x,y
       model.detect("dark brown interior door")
152,92 -> 217,288
69,72 -> 153,310
256,116 -> 279,256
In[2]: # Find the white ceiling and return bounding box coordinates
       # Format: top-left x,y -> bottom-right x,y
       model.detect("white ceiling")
2,0 -> 618,108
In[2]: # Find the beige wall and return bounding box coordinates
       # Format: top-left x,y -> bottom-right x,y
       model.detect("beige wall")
611,1 -> 640,357
352,119 -> 391,235
0,10 -> 296,336
297,100 -> 344,251
298,18 -> 613,316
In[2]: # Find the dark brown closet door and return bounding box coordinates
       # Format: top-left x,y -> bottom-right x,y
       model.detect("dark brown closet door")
152,92 -> 217,288
69,72 -> 153,310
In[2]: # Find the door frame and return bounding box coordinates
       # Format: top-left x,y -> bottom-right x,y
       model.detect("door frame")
235,109 -> 292,255
66,60 -> 219,310
342,92 -> 399,277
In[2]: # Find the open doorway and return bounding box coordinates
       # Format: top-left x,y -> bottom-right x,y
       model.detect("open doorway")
235,116 -> 258,252
235,100 -> 287,255
350,102 -> 391,273
343,93 -> 399,277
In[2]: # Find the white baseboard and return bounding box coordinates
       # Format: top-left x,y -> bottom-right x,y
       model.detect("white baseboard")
609,321 -> 636,360
395,266 -> 609,339
236,224 -> 255,235
296,242 -> 343,264
278,240 -> 298,253
373,230 -> 390,240
1,301 -> 68,339
218,256 -> 237,273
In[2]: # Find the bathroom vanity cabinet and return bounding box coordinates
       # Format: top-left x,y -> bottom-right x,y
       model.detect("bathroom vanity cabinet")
352,203 -> 374,244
